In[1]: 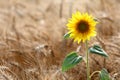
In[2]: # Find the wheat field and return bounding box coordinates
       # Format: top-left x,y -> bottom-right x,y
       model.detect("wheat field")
0,0 -> 120,80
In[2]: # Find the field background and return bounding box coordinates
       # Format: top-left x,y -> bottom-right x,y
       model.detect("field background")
0,0 -> 120,80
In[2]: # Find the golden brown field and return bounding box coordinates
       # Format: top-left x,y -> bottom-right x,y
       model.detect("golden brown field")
0,0 -> 120,80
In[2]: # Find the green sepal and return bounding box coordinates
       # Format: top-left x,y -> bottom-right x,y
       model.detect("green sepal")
63,32 -> 71,39
89,45 -> 108,57
94,18 -> 98,21
99,68 -> 110,80
62,52 -> 83,72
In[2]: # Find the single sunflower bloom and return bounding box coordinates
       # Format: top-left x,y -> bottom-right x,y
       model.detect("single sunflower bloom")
67,11 -> 98,43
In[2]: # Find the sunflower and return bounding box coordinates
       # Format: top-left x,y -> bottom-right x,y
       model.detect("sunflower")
67,11 -> 98,43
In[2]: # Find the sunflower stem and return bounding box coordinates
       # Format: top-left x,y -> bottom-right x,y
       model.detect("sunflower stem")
86,41 -> 90,80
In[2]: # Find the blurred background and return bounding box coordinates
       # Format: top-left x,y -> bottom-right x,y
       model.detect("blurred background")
0,0 -> 120,80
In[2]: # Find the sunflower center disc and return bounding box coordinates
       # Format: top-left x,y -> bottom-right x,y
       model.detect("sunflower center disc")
77,21 -> 89,33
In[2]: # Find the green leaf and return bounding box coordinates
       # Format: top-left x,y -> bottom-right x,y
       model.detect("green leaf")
89,45 -> 108,57
62,52 -> 83,72
63,33 -> 71,39
99,68 -> 110,80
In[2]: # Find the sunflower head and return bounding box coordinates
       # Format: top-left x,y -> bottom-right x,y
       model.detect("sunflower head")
67,11 -> 98,44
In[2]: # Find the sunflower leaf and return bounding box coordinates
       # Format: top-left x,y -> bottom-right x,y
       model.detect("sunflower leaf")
63,33 -> 71,39
99,68 -> 110,80
89,45 -> 108,57
62,52 -> 83,72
